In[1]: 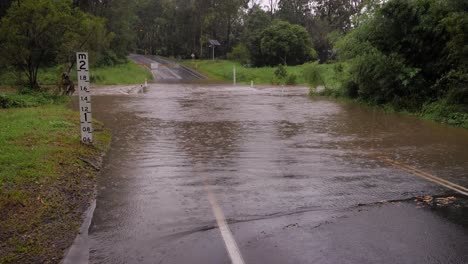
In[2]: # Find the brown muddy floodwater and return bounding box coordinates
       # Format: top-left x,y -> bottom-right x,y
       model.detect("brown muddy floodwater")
71,84 -> 468,264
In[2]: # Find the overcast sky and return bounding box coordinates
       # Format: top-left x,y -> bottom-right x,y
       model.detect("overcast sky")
250,0 -> 278,9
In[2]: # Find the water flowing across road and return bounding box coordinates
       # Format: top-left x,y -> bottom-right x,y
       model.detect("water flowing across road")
76,84 -> 468,264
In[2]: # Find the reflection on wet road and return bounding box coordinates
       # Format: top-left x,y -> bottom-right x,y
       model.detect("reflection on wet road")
83,84 -> 468,264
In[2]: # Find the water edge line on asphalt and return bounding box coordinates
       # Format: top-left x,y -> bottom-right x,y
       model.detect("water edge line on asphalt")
375,155 -> 468,196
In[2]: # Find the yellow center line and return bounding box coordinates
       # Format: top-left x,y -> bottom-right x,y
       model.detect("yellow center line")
372,154 -> 468,196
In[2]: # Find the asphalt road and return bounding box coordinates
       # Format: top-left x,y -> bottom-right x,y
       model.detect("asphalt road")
128,54 -> 206,82
68,71 -> 468,263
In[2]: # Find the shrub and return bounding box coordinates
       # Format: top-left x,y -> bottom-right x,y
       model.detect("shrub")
303,62 -> 323,87
422,100 -> 468,128
342,80 -> 359,98
349,50 -> 425,108
0,93 -> 66,109
285,73 -> 297,85
432,69 -> 468,104
274,64 -> 288,80
97,50 -> 127,67
271,76 -> 282,85
227,44 -> 250,65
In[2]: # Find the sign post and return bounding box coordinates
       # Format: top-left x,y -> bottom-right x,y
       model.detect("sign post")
76,52 -> 93,144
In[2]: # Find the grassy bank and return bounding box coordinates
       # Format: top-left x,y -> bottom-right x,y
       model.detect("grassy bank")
0,60 -> 152,87
0,101 -> 111,263
183,60 -> 310,85
90,61 -> 153,85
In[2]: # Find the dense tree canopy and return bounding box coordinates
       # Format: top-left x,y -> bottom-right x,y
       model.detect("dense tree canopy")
260,21 -> 314,65
337,0 -> 468,108
0,0 -> 107,89
1,0 -> 366,72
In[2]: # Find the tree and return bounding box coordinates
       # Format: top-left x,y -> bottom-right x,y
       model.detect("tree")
277,0 -> 311,25
241,5 -> 272,66
298,0 -> 364,62
267,0 -> 279,16
312,0 -> 363,32
0,0 -> 13,19
337,0 -> 468,108
0,0 -> 107,89
260,20 -> 313,65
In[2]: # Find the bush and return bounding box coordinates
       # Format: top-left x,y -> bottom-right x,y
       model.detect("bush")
432,69 -> 468,104
227,44 -> 250,65
349,50 -> 425,109
272,64 -> 292,85
274,64 -> 288,80
97,50 -> 127,67
285,73 -> 297,85
271,76 -> 282,85
342,80 -> 359,98
422,100 -> 468,128
0,93 -> 66,109
303,62 -> 323,87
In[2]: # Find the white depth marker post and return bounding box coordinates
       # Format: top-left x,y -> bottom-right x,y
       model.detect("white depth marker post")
76,52 -> 93,144
233,66 -> 236,86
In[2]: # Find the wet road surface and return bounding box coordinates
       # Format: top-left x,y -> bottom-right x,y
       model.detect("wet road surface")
80,84 -> 468,264
128,54 -> 206,81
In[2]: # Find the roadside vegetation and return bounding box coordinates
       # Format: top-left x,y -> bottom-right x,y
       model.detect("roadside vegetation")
0,103 -> 111,263
0,61 -> 152,88
183,60 -> 309,85
1,1 -> 122,262
305,0 -> 468,129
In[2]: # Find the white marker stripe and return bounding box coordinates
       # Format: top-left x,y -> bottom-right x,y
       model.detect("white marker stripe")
204,185 -> 245,264
376,156 -> 468,196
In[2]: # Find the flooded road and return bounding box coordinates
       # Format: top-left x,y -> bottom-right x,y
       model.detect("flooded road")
80,84 -> 468,264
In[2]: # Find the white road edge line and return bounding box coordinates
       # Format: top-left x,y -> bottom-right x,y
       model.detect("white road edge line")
204,186 -> 246,264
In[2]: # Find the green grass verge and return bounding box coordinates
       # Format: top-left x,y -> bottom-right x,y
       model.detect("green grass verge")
0,105 -> 111,263
90,61 -> 153,85
183,60 -> 309,85
0,61 -> 152,87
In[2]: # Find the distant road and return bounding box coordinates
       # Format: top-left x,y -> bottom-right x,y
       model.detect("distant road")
128,54 -> 206,82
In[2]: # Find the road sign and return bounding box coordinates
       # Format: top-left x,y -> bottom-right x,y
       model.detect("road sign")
76,52 -> 93,144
